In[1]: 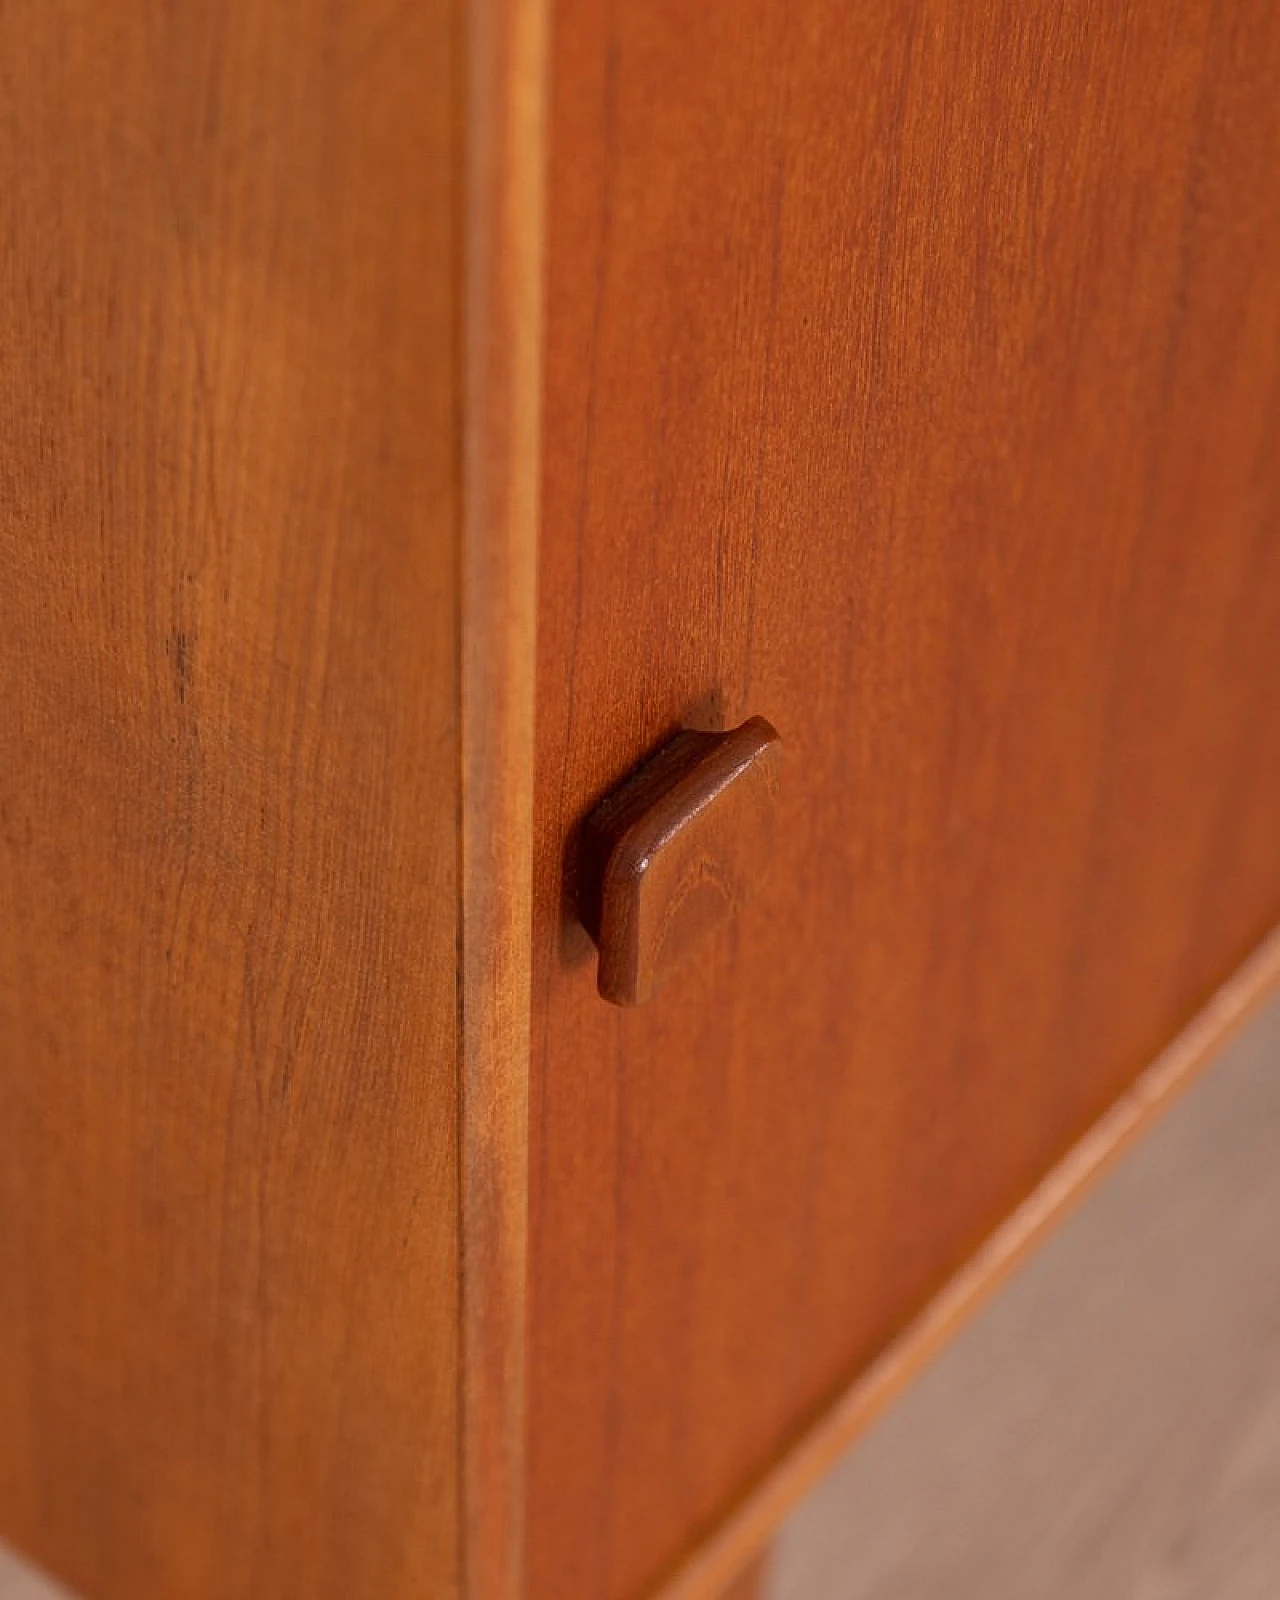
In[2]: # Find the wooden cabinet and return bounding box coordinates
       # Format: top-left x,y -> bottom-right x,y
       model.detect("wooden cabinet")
1,2 -> 1278,1598
529,3 -> 1280,1594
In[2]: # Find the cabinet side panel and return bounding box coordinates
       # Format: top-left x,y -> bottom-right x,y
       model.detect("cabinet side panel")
0,5 -> 462,1597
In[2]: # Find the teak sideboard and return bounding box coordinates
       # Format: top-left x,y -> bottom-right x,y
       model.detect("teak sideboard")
2,2 -> 1279,1598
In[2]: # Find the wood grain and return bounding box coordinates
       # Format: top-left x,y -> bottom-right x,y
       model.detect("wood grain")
460,0 -> 548,1594
766,983 -> 1280,1600
529,2 -> 1280,1596
0,4 -> 465,1597
659,923 -> 1280,1599
581,719 -> 782,1005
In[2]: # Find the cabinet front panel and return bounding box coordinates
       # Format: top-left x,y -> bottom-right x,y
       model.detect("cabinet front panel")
530,3 -> 1280,1595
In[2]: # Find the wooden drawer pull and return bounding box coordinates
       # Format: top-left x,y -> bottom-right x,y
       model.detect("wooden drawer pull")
579,717 -> 783,1005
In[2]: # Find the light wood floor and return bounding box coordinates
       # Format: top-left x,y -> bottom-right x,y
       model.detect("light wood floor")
3,995 -> 1277,1600
765,992 -> 1280,1600
0,1550 -> 65,1600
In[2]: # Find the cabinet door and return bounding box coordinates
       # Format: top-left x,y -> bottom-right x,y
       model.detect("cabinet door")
529,3 -> 1280,1596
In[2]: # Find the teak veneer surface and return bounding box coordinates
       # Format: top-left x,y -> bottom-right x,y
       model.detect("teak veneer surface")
0,4 -> 473,1597
529,3 -> 1280,1596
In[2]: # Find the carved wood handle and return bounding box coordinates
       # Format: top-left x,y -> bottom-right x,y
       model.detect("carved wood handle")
579,717 -> 783,1005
